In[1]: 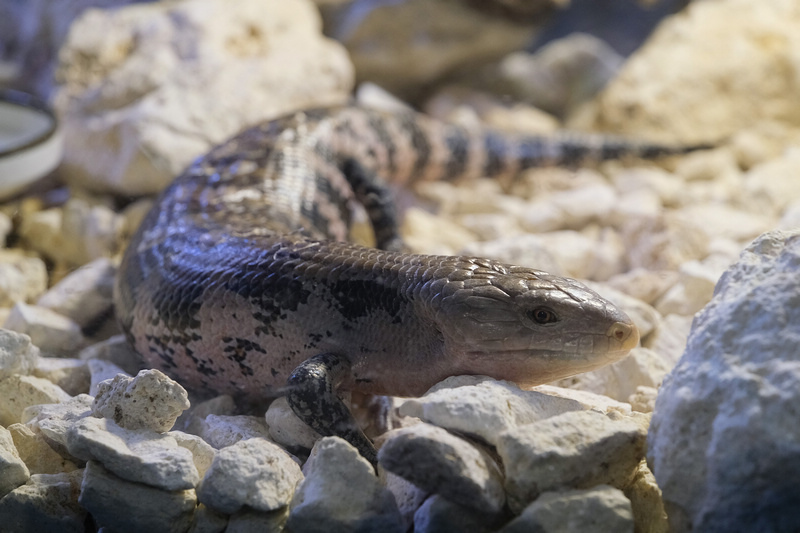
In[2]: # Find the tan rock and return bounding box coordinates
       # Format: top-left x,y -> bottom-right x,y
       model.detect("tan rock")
54,0 -> 354,195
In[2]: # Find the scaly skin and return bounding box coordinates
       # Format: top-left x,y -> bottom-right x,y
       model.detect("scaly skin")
113,105 -> 683,463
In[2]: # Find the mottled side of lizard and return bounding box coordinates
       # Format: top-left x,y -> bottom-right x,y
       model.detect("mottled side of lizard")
115,105 -> 699,465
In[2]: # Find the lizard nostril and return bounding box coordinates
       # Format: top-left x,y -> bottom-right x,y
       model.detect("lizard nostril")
606,321 -> 639,351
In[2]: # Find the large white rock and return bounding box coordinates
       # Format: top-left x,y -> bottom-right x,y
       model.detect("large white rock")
0,470 -> 86,533
3,303 -> 84,357
0,328 -> 39,379
0,425 -> 30,498
288,437 -> 404,533
497,410 -> 647,513
378,423 -> 505,514
648,229 -> 800,532
498,485 -> 634,533
581,0 -> 800,144
0,250 -> 48,307
0,374 -> 72,426
36,257 -> 116,328
7,423 -> 79,475
197,437 -> 302,514
400,376 -> 584,447
65,416 -> 199,491
54,0 -> 354,195
92,369 -> 189,432
79,460 -> 196,533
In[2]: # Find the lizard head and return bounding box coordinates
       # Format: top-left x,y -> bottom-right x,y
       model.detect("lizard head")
426,258 -> 639,387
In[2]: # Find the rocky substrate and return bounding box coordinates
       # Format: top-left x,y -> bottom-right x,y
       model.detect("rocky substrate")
1,0 -> 800,532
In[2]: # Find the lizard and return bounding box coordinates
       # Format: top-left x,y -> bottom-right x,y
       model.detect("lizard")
114,105 -> 696,465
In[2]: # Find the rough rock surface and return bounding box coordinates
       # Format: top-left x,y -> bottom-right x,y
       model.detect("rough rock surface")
66,416 -> 199,491
288,437 -> 404,533
582,0 -> 800,144
3,303 -> 84,357
198,437 -> 302,514
499,485 -> 634,533
54,0 -> 354,195
0,328 -> 39,379
36,257 -> 116,329
378,423 -> 505,514
0,470 -> 86,533
79,460 -> 196,533
0,425 -> 30,498
7,423 -> 79,475
648,229 -> 800,533
400,376 -> 584,447
498,409 -> 647,513
0,251 -> 48,308
414,494 -> 499,533
193,414 -> 273,449
0,374 -> 72,426
92,369 -> 189,432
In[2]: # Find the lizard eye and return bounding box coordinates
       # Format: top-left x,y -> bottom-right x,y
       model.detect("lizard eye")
529,307 -> 558,325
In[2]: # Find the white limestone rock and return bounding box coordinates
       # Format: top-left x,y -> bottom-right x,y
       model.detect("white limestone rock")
552,347 -> 672,403
498,485 -> 634,533
36,257 -> 116,328
0,328 -> 39,379
79,334 -> 143,376
627,386 -> 659,414
531,384 -> 633,416
496,32 -> 624,118
497,410 -> 647,513
7,423 -> 79,475
288,437 -> 404,533
65,416 -> 199,491
606,268 -> 679,306
194,414 -> 273,449
33,357 -> 90,396
0,470 -> 86,533
413,494 -> 499,533
92,369 -> 189,432
0,374 -> 72,426
672,203 -> 775,244
86,358 -> 130,396
226,507 -> 289,533
19,199 -> 124,267
54,0 -> 353,195
744,146 -> 800,213
265,396 -> 321,451
198,437 -> 302,514
170,431 -> 217,480
188,504 -> 229,533
23,394 -> 94,449
0,250 -> 48,307
0,425 -> 30,498
383,471 -> 428,532
3,303 -> 84,357
582,0 -> 800,144
547,182 -> 618,229
400,376 -> 584,447
402,207 -> 479,256
336,0 -> 536,100
648,229 -> 800,532
644,313 -> 694,367
378,423 -> 505,514
622,460 -> 669,533
654,259 -> 722,316
79,460 -> 196,533
623,213 -> 709,271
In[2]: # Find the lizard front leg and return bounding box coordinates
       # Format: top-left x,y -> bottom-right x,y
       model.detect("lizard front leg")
287,352 -> 378,466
